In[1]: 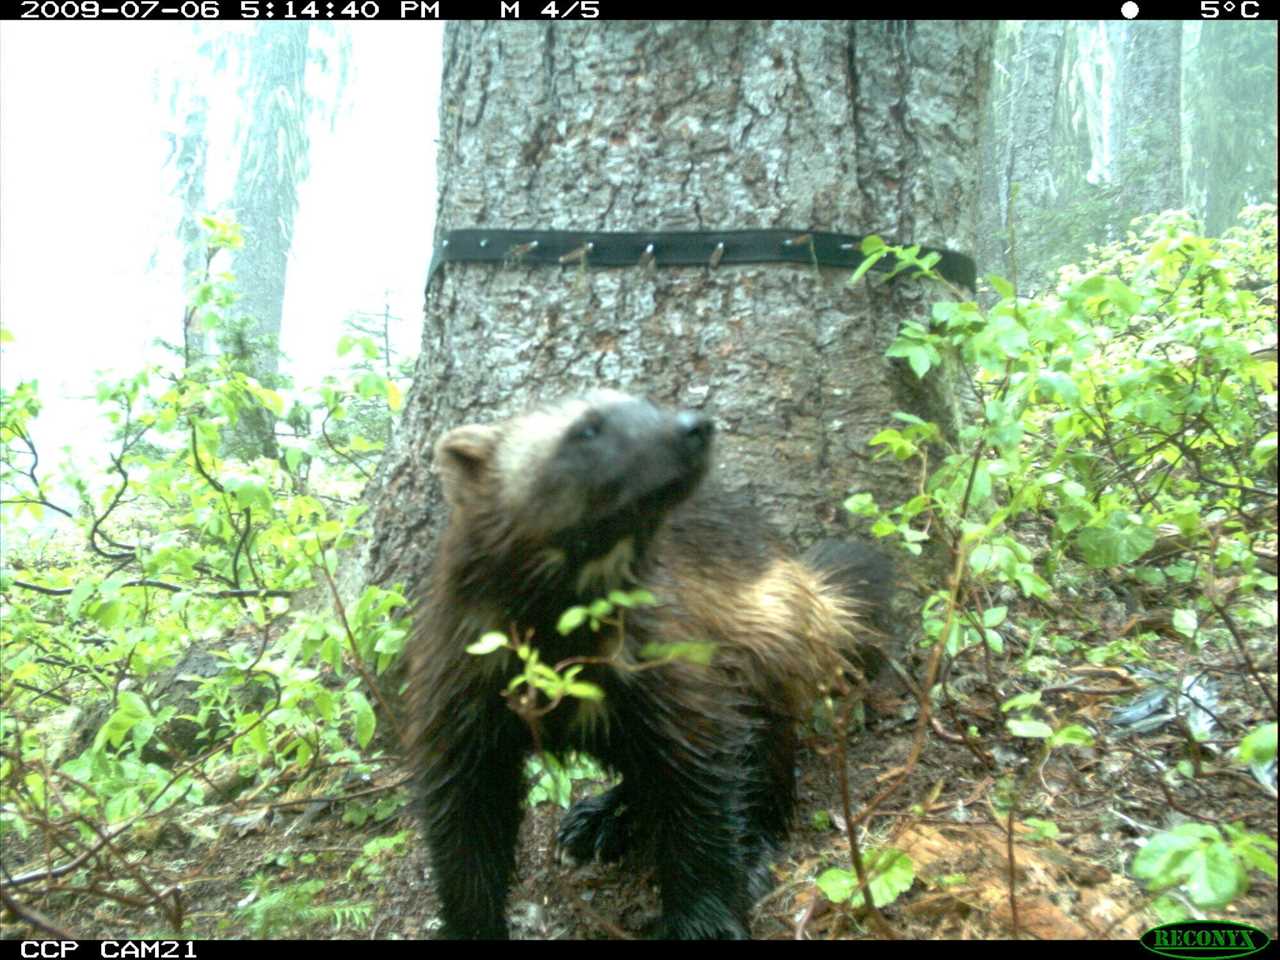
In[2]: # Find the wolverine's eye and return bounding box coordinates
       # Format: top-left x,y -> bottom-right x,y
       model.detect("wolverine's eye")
569,414 -> 604,443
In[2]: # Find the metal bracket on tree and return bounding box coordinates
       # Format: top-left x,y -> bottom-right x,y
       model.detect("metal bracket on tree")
427,228 -> 976,291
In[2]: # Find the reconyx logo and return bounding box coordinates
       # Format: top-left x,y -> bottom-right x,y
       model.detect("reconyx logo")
1141,921 -> 1271,960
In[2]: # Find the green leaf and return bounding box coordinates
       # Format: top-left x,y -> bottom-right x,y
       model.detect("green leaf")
386,380 -> 403,412
105,788 -> 140,823
1036,370 -> 1080,404
815,867 -> 857,903
90,599 -> 128,628
1185,841 -> 1246,908
314,690 -> 335,723
1075,515 -> 1157,567
1024,818 -> 1060,842
1049,724 -> 1096,749
851,848 -> 915,908
814,855 -> 916,906
565,681 -> 604,701
606,589 -> 656,609
1132,823 -> 1247,908
95,695 -> 145,750
67,580 -> 96,620
467,632 -> 508,656
348,691 -> 376,749
885,341 -> 935,380
557,606 -> 589,635
845,235 -> 887,280
1236,723 -> 1277,768
987,274 -> 1015,299
1171,608 -> 1198,639
1007,718 -> 1053,739
1001,691 -> 1042,713
1103,276 -> 1142,316
23,772 -> 45,808
244,713 -> 269,756
1226,826 -> 1277,879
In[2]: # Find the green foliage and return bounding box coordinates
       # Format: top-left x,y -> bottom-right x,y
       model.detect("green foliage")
556,588 -> 657,635
342,789 -> 405,829
852,209 -> 1275,644
236,875 -> 372,938
0,217 -> 413,934
348,830 -> 412,882
508,641 -> 606,706
1235,722 -> 1277,772
815,848 -> 915,910
846,209 -> 1277,918
1022,818 -> 1061,843
321,326 -> 411,477
525,752 -> 609,809
466,589 -> 709,808
467,588 -> 665,716
1132,823 -> 1277,913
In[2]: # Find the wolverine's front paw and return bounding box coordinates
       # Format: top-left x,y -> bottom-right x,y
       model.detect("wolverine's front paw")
556,785 -> 632,865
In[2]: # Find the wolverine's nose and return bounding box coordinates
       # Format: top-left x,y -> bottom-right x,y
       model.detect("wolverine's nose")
675,411 -> 714,457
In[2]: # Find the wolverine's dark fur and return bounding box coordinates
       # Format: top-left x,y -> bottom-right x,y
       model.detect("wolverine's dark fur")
406,391 -> 886,939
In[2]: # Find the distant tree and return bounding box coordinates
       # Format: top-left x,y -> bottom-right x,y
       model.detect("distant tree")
980,22 -> 1194,294
165,92 -> 212,362
217,22 -> 311,460
1108,21 -> 1183,227
1184,21 -> 1278,236
978,21 -> 1069,292
161,24 -> 350,460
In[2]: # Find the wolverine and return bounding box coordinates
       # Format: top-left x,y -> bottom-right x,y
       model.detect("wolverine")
406,390 -> 886,939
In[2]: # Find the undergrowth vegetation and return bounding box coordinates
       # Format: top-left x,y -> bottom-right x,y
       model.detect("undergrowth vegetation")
838,206 -> 1277,928
1,208 -> 1276,938
1,218 -> 412,937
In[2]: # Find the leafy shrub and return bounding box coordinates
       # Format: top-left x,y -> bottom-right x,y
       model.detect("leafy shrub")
0,216 -> 411,934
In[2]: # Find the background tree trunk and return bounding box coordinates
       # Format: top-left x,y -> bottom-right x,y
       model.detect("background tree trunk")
1185,21 -> 1278,237
1108,21 -> 1182,228
978,21 -> 1068,294
226,22 -> 311,460
368,21 -> 993,592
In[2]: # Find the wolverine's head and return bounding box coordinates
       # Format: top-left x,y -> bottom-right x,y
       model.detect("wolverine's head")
434,391 -> 713,590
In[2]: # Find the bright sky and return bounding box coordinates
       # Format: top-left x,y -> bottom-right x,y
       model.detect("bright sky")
0,22 -> 441,481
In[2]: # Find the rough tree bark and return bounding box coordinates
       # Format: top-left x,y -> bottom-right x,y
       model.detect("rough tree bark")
367,21 -> 993,596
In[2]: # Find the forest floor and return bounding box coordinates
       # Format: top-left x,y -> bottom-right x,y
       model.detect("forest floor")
3,624 -> 1276,942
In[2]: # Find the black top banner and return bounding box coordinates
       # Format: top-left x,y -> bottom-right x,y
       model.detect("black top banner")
9,2 -> 1272,21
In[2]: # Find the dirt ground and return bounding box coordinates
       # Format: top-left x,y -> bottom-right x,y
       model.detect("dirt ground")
3,631 -> 1277,941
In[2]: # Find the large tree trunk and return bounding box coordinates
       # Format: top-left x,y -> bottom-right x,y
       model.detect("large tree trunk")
367,21 -> 993,592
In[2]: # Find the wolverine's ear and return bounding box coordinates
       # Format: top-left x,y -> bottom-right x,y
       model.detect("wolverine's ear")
434,424 -> 499,506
